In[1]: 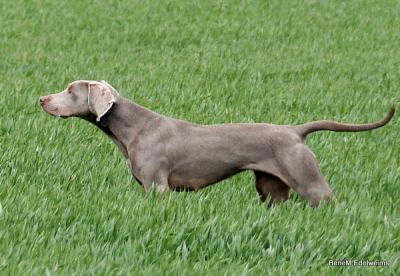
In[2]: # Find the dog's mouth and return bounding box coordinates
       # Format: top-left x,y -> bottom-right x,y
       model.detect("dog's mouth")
41,105 -> 57,115
41,105 -> 69,119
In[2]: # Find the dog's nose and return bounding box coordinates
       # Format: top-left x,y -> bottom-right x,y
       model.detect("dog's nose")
39,96 -> 48,105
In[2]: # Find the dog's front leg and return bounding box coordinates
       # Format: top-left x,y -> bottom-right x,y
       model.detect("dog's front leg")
135,162 -> 170,195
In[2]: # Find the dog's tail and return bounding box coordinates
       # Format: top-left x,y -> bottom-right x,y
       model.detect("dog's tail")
294,104 -> 396,139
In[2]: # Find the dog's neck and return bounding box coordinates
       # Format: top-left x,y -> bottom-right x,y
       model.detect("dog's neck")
87,96 -> 160,157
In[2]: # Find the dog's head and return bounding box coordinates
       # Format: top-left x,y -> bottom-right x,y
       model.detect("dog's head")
39,80 -> 118,121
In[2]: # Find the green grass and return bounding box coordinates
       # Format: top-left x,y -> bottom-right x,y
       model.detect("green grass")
1,0 -> 399,274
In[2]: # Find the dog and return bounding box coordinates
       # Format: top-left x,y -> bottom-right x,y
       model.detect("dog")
40,80 -> 395,206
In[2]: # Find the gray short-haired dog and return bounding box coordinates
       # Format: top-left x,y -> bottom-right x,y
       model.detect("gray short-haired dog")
40,80 -> 395,206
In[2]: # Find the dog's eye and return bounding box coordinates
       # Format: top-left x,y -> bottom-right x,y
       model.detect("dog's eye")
68,89 -> 73,94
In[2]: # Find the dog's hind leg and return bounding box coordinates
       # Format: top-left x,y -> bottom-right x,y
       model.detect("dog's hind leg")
276,144 -> 334,207
254,171 -> 290,206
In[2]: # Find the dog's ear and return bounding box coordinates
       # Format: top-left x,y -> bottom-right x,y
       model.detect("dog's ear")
100,80 -> 119,95
88,83 -> 116,121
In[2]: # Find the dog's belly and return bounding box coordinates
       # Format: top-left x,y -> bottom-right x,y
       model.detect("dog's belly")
166,139 -> 259,190
168,166 -> 243,191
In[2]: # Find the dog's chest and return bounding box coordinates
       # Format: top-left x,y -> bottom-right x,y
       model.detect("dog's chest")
125,159 -> 143,185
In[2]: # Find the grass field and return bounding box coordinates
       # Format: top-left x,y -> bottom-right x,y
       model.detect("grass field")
1,0 -> 399,274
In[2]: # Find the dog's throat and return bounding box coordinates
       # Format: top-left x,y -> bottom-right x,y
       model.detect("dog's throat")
99,125 -> 117,140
